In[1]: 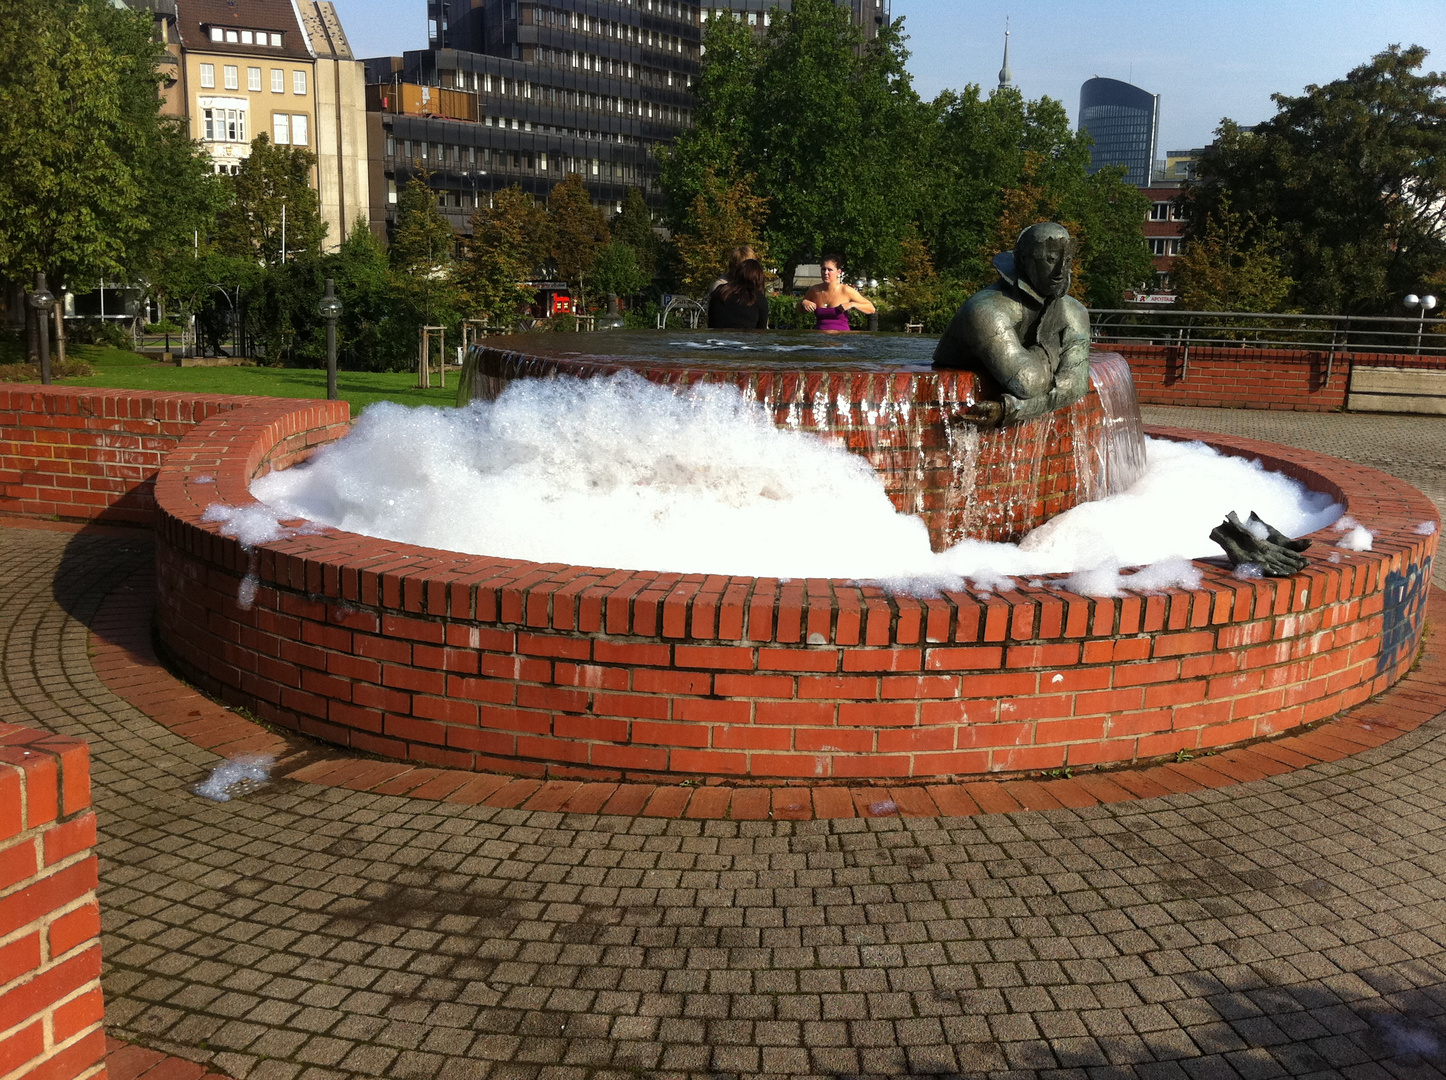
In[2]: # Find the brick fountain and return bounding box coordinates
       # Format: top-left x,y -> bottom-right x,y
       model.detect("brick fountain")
140,332 -> 1437,782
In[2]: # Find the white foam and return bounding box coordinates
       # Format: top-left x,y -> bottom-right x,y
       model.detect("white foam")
194,753 -> 274,802
250,374 -> 1344,589
1415,520 -> 1438,536
1337,525 -> 1374,551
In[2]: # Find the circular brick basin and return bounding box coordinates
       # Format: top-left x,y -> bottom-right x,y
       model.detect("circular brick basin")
460,332 -> 1128,548
153,395 -> 1438,783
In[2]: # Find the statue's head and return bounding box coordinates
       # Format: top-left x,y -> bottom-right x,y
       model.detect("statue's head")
1014,223 -> 1073,300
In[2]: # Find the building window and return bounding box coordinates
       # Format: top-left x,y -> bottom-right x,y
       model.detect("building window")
203,108 -> 245,142
248,66 -> 261,91
270,33 -> 282,46
210,27 -> 222,41
225,29 -> 238,42
1149,238 -> 1181,256
388,180 -> 397,204
200,63 -> 215,88
223,65 -> 238,90
386,134 -> 396,155
273,113 -> 290,144
271,68 -> 284,92
291,113 -> 308,145
1149,202 -> 1173,221
293,70 -> 306,95
241,30 -> 253,44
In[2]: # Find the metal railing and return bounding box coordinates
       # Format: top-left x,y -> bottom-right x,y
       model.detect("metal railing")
1090,307 -> 1446,384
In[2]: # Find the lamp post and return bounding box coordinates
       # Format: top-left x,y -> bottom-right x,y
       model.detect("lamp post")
1404,293 -> 1437,354
280,196 -> 288,265
318,277 -> 342,400
29,273 -> 56,385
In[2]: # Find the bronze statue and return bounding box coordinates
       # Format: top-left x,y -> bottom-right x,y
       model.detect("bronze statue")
932,222 -> 1091,425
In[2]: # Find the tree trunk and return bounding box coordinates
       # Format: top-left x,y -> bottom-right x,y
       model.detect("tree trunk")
782,262 -> 797,296
53,304 -> 66,368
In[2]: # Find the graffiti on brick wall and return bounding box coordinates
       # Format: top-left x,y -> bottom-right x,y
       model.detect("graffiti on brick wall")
1378,555 -> 1433,676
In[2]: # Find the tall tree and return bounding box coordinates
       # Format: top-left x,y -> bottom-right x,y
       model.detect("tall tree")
390,172 -> 456,276
547,173 -> 610,306
462,184 -> 551,324
663,0 -> 926,288
1174,197 -> 1293,312
610,187 -> 662,284
216,135 -> 326,266
1186,45 -> 1446,314
672,165 -> 770,294
0,0 -> 217,289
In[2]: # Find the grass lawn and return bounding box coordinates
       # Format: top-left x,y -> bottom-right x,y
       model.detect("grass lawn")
8,341 -> 459,413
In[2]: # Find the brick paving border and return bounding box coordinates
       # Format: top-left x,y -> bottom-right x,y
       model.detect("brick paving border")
65,514 -> 1446,821
105,1035 -> 235,1080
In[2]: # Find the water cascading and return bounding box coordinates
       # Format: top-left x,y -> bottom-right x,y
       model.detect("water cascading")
456,331 -> 1138,550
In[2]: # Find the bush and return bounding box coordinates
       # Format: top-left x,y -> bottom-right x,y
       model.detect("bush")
144,321 -> 184,334
69,318 -> 133,349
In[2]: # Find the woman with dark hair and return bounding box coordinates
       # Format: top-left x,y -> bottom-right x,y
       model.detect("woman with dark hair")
707,258 -> 769,329
800,253 -> 874,332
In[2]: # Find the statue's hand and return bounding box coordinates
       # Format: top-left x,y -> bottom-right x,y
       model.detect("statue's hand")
1209,511 -> 1311,576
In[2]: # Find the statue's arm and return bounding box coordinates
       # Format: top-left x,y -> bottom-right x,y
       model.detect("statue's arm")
958,301 -> 1053,399
1044,299 -> 1092,408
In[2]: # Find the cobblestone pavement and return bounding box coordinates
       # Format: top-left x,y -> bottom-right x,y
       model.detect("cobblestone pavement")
3,409 -> 1446,1080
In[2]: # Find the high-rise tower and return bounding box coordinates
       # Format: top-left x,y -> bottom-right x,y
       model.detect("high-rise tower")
1078,76 -> 1158,187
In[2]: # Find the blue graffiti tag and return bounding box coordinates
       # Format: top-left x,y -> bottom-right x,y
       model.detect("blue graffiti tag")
1378,555 -> 1433,676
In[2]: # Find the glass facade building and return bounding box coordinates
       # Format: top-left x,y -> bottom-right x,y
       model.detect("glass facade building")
1078,77 -> 1158,188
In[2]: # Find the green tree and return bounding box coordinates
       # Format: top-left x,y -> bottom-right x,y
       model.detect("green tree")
663,0 -> 926,288
462,184 -> 551,324
330,220 -> 407,369
0,0 -> 221,354
590,241 -> 648,302
1174,198 -> 1294,312
216,135 -> 327,265
748,0 -> 925,285
610,187 -> 662,283
672,165 -> 770,294
547,173 -> 610,306
915,87 -> 1150,307
1187,45 -> 1446,314
390,172 -> 456,275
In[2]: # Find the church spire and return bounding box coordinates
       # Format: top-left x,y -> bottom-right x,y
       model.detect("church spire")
998,17 -> 1013,90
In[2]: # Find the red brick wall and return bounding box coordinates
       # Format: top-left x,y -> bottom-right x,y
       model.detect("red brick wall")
0,385 -> 315,526
149,394 -> 1441,781
0,725 -> 104,1080
1100,343 -> 1446,411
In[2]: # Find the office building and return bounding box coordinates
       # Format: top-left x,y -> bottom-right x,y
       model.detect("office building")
1078,76 -> 1158,188
707,0 -> 890,40
366,0 -> 891,239
367,1 -> 701,237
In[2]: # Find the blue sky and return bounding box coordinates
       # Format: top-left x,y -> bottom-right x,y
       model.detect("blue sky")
334,0 -> 1446,152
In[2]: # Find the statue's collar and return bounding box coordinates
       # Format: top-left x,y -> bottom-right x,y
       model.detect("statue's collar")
992,251 -> 1047,305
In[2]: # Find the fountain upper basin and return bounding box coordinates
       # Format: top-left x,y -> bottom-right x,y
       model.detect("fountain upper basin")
458,331 -> 1137,549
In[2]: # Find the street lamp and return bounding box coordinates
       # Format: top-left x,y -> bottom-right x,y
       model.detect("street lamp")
1404,293 -> 1437,354
318,277 -> 342,400
28,273 -> 55,385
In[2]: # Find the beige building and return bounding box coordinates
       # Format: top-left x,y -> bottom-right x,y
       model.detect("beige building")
143,0 -> 369,250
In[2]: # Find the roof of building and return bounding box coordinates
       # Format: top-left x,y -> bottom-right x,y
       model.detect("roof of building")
176,0 -> 315,62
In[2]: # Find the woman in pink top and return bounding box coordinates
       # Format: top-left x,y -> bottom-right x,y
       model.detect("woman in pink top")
800,254 -> 875,332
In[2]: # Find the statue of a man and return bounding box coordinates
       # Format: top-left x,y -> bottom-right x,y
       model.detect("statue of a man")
932,222 -> 1091,425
